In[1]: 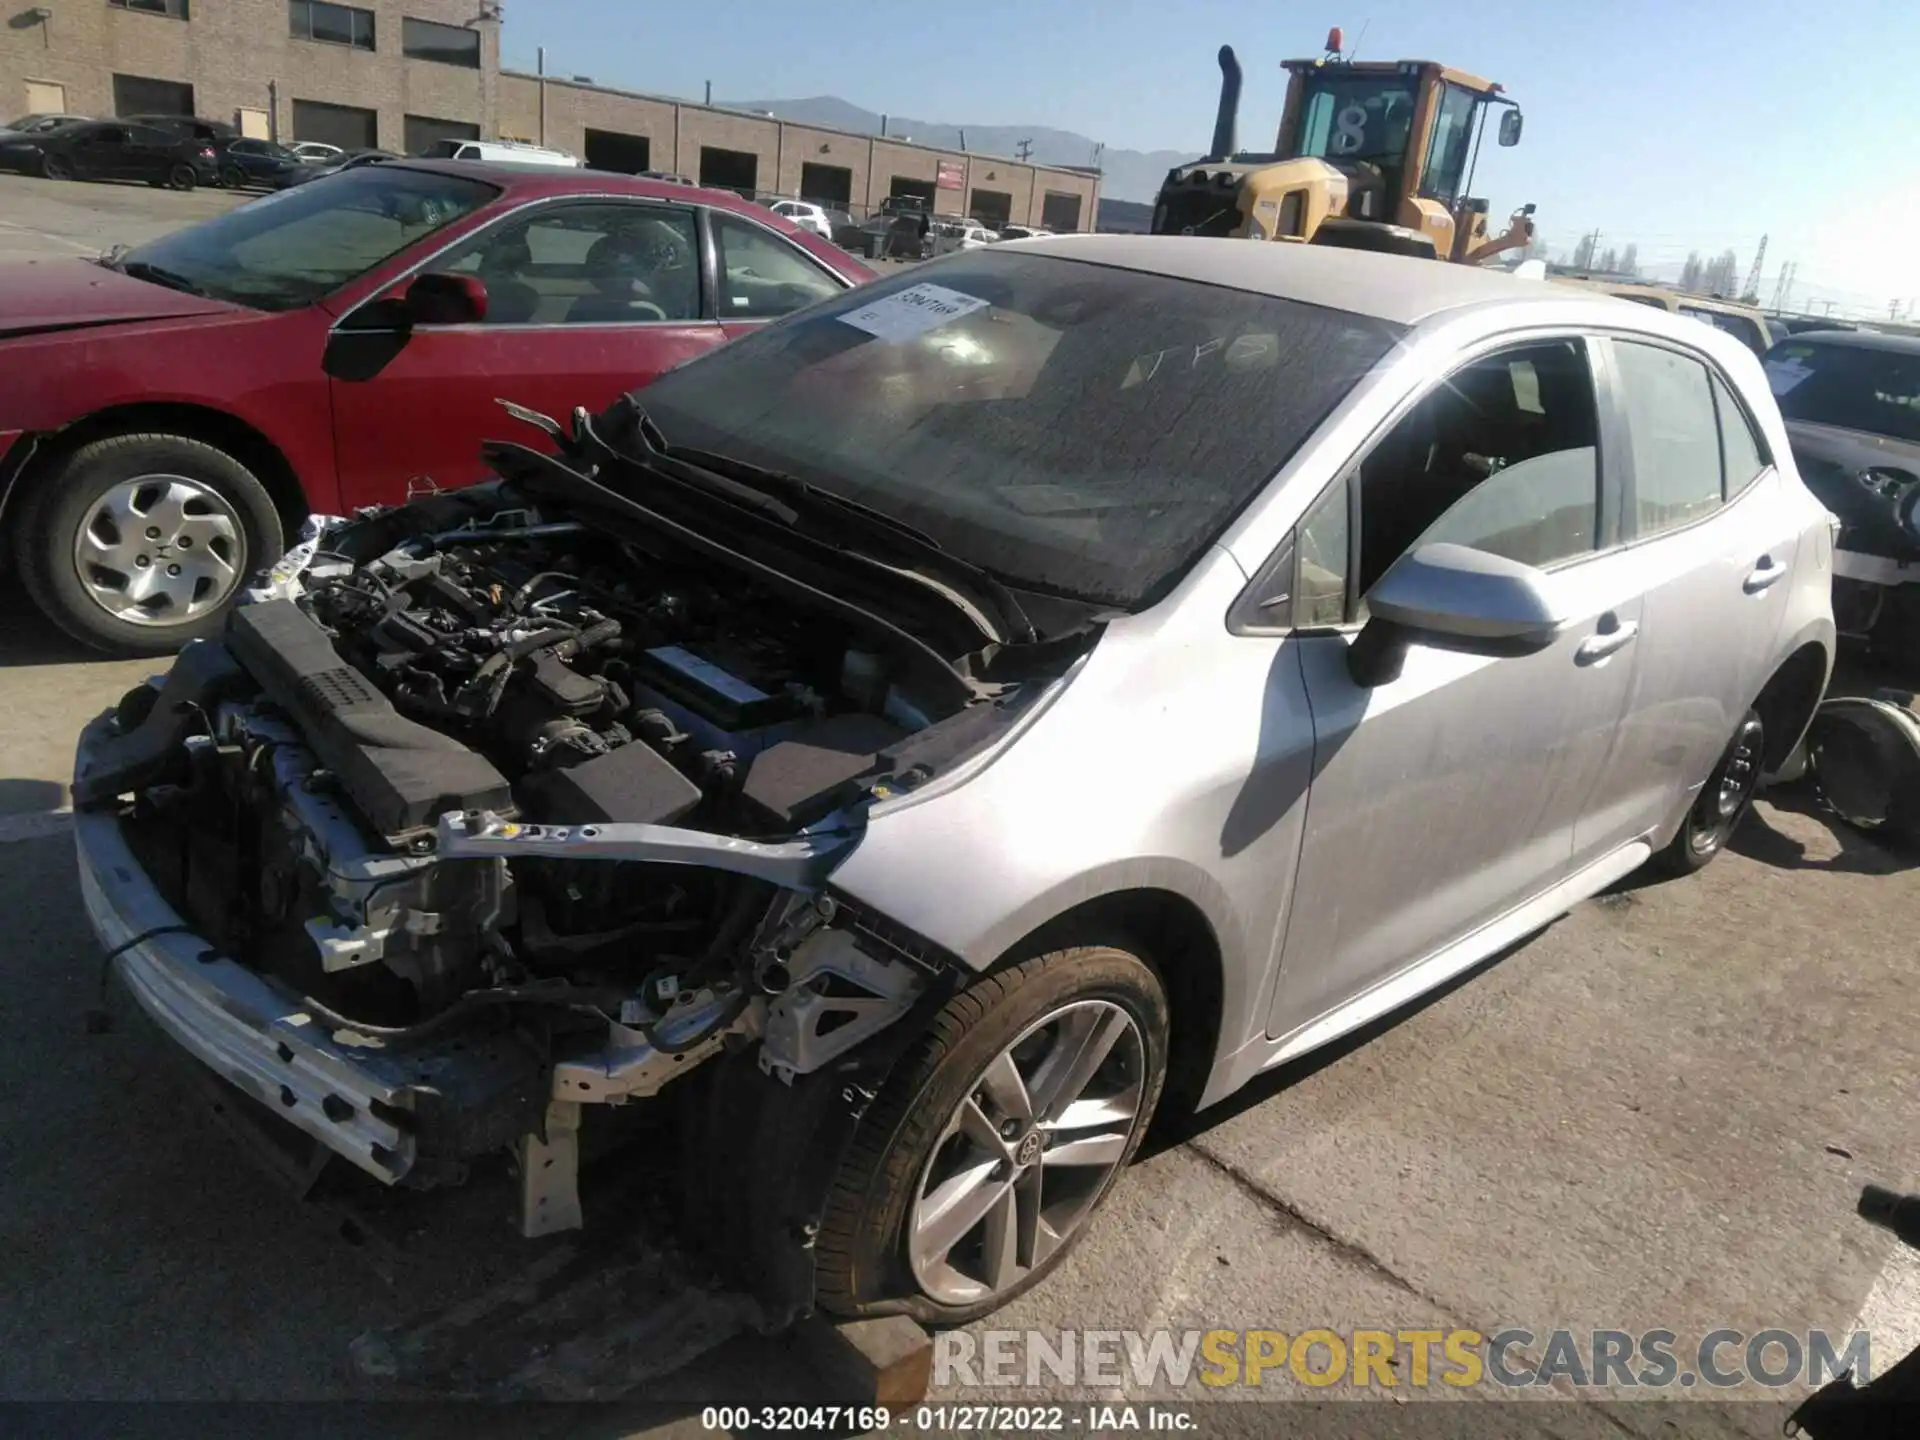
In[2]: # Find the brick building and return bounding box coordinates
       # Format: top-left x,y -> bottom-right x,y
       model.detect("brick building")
0,2 -> 1099,231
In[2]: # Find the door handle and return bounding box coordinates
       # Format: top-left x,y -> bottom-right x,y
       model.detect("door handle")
1576,618 -> 1639,664
1744,555 -> 1787,593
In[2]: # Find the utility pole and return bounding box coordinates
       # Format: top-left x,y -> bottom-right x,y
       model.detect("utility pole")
1015,137 -> 1033,162
704,80 -> 712,106
1742,235 -> 1767,303
1771,262 -> 1797,312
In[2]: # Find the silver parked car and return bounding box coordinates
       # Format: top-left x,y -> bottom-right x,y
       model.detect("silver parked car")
74,239 -> 1833,1324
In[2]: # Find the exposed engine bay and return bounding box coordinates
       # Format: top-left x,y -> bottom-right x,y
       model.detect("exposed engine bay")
75,417 -> 1101,1219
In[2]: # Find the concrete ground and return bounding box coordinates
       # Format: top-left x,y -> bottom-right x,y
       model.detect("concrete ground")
1,175 -> 1917,1433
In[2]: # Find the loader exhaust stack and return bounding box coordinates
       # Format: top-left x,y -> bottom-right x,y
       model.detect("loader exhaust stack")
1208,45 -> 1242,162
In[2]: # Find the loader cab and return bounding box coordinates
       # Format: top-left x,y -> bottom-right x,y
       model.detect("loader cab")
1277,58 -> 1514,226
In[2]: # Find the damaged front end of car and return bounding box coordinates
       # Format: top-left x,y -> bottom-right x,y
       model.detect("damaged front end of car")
73,398 -> 1099,1320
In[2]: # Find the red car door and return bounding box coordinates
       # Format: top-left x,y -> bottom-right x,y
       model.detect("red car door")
327,199 -> 724,510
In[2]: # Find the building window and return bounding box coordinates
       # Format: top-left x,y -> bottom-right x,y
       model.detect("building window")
290,1 -> 375,51
402,17 -> 480,68
110,0 -> 191,18
292,97 -> 377,150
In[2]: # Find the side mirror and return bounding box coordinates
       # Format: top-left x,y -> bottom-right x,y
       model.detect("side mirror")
1347,543 -> 1562,686
404,271 -> 488,326
1498,110 -> 1524,147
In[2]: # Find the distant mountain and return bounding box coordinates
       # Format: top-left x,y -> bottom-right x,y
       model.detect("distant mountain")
719,96 -> 1193,204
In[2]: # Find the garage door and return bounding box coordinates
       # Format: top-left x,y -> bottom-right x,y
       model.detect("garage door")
969,189 -> 1012,229
405,114 -> 480,157
293,99 -> 377,151
584,128 -> 651,173
800,162 -> 852,207
1041,191 -> 1083,231
698,146 -> 758,196
113,74 -> 194,118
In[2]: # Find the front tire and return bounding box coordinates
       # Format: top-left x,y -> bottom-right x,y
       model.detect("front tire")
816,945 -> 1168,1323
41,153 -> 73,181
1651,708 -> 1766,876
13,433 -> 283,655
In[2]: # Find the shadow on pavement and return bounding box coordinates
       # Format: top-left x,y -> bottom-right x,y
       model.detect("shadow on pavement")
0,777 -> 64,813
1731,783 -> 1905,874
0,580 -> 103,669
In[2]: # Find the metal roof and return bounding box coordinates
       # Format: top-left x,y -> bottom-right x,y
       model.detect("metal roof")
1007,235 -> 1610,326
1779,328 -> 1920,355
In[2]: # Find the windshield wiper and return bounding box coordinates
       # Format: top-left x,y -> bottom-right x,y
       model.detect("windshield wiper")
654,439 -> 1038,644
117,261 -> 207,297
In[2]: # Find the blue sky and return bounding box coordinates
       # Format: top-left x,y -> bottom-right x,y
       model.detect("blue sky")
506,0 -> 1919,316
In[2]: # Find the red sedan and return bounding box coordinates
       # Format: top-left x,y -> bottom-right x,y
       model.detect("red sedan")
0,161 -> 874,653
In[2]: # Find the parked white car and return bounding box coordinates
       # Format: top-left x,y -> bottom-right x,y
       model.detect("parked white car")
287,141 -> 343,165
930,218 -> 1000,255
768,199 -> 834,239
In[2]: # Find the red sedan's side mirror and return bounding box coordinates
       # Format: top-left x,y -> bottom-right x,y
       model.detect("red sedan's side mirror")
405,272 -> 489,326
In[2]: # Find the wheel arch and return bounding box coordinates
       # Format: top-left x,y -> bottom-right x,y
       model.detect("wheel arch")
2,403 -> 310,549
992,887 -> 1226,1119
1753,636 -> 1835,773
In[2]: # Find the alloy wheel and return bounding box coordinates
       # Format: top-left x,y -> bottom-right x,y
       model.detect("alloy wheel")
72,475 -> 246,626
908,999 -> 1146,1307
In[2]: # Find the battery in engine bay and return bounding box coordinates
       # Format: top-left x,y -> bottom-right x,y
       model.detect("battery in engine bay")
629,645 -> 809,733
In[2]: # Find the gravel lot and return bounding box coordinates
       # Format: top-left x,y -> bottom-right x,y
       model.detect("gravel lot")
1,173 -> 1916,1433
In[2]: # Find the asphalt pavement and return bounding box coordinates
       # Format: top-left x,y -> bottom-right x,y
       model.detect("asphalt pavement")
0,174 -> 1917,1433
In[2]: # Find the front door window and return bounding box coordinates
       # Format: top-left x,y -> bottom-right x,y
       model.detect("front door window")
441,204 -> 702,325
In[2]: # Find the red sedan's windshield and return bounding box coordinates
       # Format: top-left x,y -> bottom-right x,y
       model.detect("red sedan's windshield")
114,165 -> 497,312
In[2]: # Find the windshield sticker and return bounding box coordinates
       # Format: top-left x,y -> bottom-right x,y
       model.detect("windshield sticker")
1765,357 -> 1813,395
839,283 -> 990,343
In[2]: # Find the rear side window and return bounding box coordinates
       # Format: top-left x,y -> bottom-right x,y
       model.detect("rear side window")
1612,341 -> 1724,537
712,213 -> 845,319
1712,375 -> 1769,497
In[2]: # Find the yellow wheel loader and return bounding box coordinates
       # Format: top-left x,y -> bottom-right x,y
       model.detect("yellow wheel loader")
1151,29 -> 1536,265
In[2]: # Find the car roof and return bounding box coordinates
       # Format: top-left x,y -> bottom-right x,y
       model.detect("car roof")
1008,235 -> 1622,326
1776,328 -> 1920,356
378,156 -> 774,214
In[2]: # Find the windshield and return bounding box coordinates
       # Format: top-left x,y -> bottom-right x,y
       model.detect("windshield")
630,250 -> 1403,608
1767,342 -> 1920,444
115,165 -> 494,311
1291,74 -> 1420,165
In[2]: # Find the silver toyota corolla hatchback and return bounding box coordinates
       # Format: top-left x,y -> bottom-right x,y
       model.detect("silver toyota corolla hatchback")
75,239 -> 1834,1324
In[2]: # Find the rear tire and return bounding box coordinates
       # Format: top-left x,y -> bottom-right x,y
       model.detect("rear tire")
1651,708 -> 1766,876
219,164 -> 246,190
41,153 -> 73,181
12,432 -> 284,656
167,163 -> 197,191
816,944 -> 1168,1324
